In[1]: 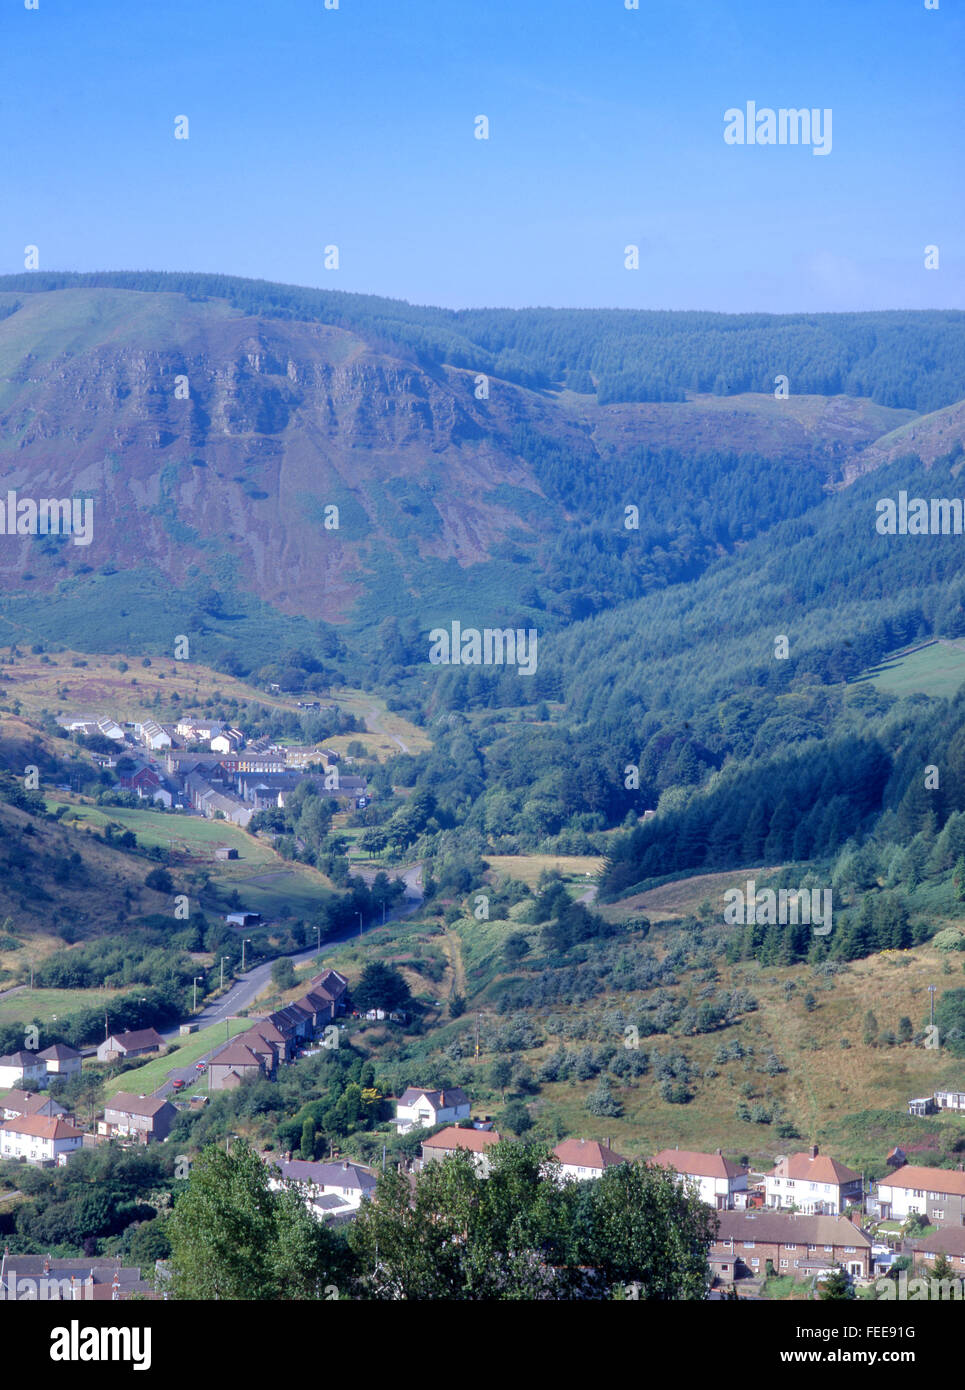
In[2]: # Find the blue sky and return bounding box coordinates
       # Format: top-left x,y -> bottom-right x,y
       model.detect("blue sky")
0,0 -> 961,311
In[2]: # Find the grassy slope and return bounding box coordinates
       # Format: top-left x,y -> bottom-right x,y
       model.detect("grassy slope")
858,639 -> 965,699
0,647 -> 426,757
296,875 -> 965,1176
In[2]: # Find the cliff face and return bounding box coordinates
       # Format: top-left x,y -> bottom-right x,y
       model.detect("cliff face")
0,289 -> 564,620
0,287 -> 929,625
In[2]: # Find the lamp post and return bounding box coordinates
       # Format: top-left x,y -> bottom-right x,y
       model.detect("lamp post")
242,938 -> 252,972
316,922 -> 321,954
193,976 -> 202,1012
357,911 -> 363,939
220,956 -> 229,990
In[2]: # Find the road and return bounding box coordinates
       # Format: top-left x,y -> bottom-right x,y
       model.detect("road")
365,704 -> 410,754
159,862 -> 424,1045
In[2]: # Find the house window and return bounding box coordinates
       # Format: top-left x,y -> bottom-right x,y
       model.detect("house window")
824,1246 -> 833,1253
743,1242 -> 755,1249
780,1260 -> 788,1268
845,1247 -> 856,1254
750,1258 -> 759,1267
934,1211 -> 945,1221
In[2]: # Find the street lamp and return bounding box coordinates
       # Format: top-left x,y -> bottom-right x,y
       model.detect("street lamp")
220,956 -> 229,990
193,976 -> 203,1011
242,938 -> 252,971
357,911 -> 363,938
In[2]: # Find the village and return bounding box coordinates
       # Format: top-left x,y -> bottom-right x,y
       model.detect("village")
1,962 -> 963,1302
61,711 -> 372,827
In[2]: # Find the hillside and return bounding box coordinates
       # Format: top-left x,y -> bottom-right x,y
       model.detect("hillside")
0,277 -> 952,661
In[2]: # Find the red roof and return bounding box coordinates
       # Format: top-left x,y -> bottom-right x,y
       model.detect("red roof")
652,1148 -> 747,1180
1,1114 -> 83,1140
553,1139 -> 628,1170
769,1147 -> 860,1186
879,1165 -> 965,1197
422,1126 -> 501,1153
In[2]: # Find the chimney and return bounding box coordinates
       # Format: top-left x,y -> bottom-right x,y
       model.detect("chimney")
716,1147 -> 722,1156
811,1144 -> 819,1159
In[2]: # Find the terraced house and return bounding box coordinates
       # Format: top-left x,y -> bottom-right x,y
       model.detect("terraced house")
711,1211 -> 872,1283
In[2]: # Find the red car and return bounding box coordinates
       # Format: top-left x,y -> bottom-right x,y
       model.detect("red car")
172,1078 -> 186,1090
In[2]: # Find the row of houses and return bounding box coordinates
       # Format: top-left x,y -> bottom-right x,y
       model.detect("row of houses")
396,1111 -> 965,1234
207,968 -> 350,1091
0,1252 -> 157,1301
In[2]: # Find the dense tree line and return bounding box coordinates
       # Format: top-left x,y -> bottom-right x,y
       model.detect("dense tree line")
166,1139 -> 716,1300
5,273 -> 962,411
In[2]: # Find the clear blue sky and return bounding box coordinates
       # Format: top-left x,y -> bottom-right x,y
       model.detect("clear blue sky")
0,0 -> 961,312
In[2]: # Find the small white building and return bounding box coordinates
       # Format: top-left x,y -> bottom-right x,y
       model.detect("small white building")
936,1090 -> 965,1112
0,1051 -> 48,1089
0,1114 -> 83,1166
395,1086 -> 471,1135
651,1147 -> 749,1210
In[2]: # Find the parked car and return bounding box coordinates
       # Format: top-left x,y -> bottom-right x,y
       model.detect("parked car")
172,1078 -> 186,1091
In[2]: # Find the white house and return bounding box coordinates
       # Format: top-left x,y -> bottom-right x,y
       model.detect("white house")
138,720 -> 172,751
39,1043 -> 82,1079
211,729 -> 244,754
1,1091 -> 67,1122
176,719 -> 225,741
651,1147 -> 749,1210
0,1114 -> 83,1165
876,1165 -> 965,1225
395,1086 -> 471,1134
0,1051 -> 48,1089
267,1158 -> 378,1220
936,1090 -> 965,1112
765,1145 -> 862,1215
552,1138 -> 628,1181
95,718 -> 126,742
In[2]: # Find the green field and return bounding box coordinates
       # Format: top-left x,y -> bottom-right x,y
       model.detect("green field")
102,1018 -> 251,1098
0,986 -> 122,1026
859,641 -> 965,699
47,800 -> 275,862
46,801 -> 338,915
